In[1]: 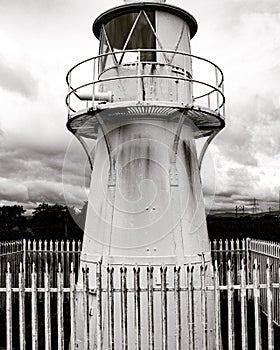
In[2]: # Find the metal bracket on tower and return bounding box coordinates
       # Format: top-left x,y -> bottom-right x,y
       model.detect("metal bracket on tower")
198,130 -> 219,170
73,133 -> 94,171
169,109 -> 189,186
95,115 -> 116,186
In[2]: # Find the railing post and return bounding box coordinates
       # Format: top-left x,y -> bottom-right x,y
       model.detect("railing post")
215,67 -> 220,113
68,72 -> 72,118
92,58 -> 96,108
183,54 -> 187,105
222,82 -> 225,116
137,50 -> 141,103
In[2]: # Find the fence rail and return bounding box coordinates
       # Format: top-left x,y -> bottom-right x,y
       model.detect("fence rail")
0,238 -> 280,349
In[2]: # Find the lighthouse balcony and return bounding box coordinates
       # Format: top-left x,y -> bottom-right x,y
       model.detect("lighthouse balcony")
66,49 -> 225,139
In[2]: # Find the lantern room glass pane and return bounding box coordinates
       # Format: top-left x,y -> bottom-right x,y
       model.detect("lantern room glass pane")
100,11 -> 156,65
126,12 -> 156,62
104,12 -> 139,50
99,26 -> 116,73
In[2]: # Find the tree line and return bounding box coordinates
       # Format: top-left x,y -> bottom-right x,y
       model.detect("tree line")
0,203 -> 86,242
0,203 -> 279,242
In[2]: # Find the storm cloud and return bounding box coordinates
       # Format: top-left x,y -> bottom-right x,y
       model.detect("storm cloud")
0,0 -> 279,213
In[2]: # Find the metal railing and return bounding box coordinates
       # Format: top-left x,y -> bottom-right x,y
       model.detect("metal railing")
65,49 -> 225,119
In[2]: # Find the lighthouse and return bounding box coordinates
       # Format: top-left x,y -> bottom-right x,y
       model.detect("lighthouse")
66,0 -> 225,348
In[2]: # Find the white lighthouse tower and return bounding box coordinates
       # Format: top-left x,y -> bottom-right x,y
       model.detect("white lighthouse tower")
66,0 -> 225,348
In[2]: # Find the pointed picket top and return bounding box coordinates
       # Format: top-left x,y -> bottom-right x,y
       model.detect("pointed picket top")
253,258 -> 259,271
212,239 -> 217,249
236,238 -> 240,249
227,258 -> 233,271
58,262 -> 62,273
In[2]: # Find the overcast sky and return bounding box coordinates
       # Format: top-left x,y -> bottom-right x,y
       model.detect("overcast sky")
0,0 -> 279,213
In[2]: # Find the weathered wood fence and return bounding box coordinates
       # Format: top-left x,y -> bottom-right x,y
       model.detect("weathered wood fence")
0,238 -> 279,349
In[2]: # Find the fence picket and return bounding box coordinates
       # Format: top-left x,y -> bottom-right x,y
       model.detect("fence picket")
187,264 -> 194,350
82,267 -> 90,350
134,266 -> 141,350
19,262 -> 26,350
6,262 -> 12,350
240,259 -> 248,350
147,266 -> 155,350
31,263 -> 38,350
161,266 -> 168,350
253,260 -> 262,350
266,259 -> 274,350
44,263 -> 51,350
214,261 -> 221,350
107,266 -> 115,350
200,262 -> 207,350
121,266 -> 128,350
227,260 -> 235,350
57,263 -> 64,350
70,263 -> 77,350
96,262 -> 103,350
174,266 -> 182,350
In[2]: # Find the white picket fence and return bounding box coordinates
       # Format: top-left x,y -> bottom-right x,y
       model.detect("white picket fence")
0,238 -> 279,349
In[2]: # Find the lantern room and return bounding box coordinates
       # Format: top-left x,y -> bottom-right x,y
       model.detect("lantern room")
66,0 -> 225,141
93,1 -> 196,105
